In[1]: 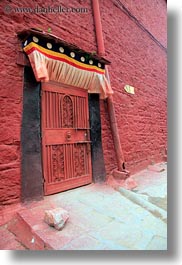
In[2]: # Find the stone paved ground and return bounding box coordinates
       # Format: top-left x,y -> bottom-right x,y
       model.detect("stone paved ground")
132,162 -> 167,211
0,162 -> 167,250
48,183 -> 167,250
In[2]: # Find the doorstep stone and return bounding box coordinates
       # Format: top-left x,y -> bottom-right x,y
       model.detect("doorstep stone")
44,207 -> 69,231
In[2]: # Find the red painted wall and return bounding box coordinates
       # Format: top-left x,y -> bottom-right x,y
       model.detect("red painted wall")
0,0 -> 167,205
120,0 -> 167,47
100,0 -> 167,174
0,0 -> 96,205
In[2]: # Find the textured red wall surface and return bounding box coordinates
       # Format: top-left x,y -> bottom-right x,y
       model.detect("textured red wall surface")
0,0 -> 95,205
120,0 -> 167,47
0,0 -> 167,205
100,0 -> 167,174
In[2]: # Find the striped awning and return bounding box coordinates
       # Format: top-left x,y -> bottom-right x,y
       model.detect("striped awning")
18,29 -> 113,99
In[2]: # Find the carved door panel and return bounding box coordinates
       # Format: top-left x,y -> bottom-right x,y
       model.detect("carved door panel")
41,82 -> 92,195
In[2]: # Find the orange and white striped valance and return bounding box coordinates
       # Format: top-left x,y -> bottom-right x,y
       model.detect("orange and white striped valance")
23,36 -> 113,99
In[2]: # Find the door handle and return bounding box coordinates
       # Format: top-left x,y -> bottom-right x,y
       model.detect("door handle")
66,131 -> 71,141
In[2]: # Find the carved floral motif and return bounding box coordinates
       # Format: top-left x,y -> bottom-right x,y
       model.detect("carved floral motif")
74,144 -> 86,177
52,145 -> 65,182
62,95 -> 73,128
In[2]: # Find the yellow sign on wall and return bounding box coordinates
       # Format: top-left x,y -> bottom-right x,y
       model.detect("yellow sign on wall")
124,85 -> 135,94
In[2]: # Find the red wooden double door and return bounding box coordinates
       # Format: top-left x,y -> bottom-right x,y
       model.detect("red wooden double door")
41,82 -> 92,195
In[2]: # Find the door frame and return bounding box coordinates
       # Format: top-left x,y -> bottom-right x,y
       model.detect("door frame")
21,67 -> 106,201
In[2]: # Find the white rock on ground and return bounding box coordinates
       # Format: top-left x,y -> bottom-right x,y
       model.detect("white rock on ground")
44,207 -> 69,231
